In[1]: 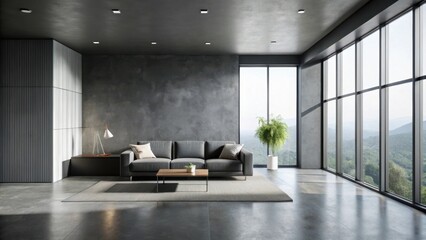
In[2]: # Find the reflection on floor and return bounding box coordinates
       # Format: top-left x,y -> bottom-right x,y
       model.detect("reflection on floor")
0,169 -> 425,240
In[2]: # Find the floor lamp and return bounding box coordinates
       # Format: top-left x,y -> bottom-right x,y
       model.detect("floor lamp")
92,125 -> 114,156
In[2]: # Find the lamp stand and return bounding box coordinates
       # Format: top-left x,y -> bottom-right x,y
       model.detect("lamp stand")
92,131 -> 107,156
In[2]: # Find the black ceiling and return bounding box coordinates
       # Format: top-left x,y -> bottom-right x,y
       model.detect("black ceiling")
1,0 -> 370,55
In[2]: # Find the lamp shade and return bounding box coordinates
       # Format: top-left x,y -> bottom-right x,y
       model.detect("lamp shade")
104,128 -> 114,139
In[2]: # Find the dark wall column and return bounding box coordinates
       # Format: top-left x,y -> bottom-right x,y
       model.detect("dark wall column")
299,62 -> 322,169
0,40 -> 53,182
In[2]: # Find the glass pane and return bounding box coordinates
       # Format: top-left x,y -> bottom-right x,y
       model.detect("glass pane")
326,100 -> 336,171
341,45 -> 356,95
422,81 -> 426,204
240,67 -> 268,165
361,31 -> 380,89
362,90 -> 380,187
341,96 -> 356,177
269,67 -> 297,165
388,11 -> 413,83
387,83 -> 413,200
325,56 -> 337,99
422,5 -> 426,76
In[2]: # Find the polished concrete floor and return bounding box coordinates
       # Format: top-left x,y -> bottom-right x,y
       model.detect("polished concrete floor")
0,168 -> 425,240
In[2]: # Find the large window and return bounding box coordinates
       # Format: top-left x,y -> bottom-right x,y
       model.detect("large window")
387,84 -> 413,200
240,66 -> 297,166
388,11 -> 413,83
340,45 -> 356,178
362,90 -> 380,187
341,96 -> 355,178
361,31 -> 380,89
269,68 -> 297,165
385,11 -> 414,200
322,7 -> 426,207
360,29 -> 380,188
325,56 -> 337,99
240,68 -> 268,165
341,45 -> 356,95
324,55 -> 337,172
326,100 -> 336,171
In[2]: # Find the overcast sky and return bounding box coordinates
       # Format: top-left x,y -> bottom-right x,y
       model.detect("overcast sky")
240,67 -> 297,132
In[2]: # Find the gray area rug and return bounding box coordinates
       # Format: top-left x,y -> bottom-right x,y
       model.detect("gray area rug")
63,175 -> 292,202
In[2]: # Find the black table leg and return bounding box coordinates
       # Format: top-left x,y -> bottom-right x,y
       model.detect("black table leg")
156,176 -> 159,192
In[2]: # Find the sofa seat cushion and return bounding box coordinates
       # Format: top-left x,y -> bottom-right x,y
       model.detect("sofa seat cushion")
129,158 -> 171,172
206,159 -> 243,172
171,158 -> 205,169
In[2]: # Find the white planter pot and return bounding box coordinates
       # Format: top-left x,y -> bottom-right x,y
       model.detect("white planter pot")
186,166 -> 196,173
267,155 -> 278,170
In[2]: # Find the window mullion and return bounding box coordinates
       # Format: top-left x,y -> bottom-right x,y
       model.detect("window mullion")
322,61 -> 328,169
267,66 -> 270,156
413,7 -> 422,204
356,41 -> 363,181
379,25 -> 388,192
336,53 -> 342,175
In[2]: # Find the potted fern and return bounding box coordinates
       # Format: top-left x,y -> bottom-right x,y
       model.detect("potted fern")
185,163 -> 196,173
255,115 -> 288,170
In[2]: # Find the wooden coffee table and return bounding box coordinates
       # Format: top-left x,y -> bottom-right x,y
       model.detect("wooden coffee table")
156,169 -> 209,192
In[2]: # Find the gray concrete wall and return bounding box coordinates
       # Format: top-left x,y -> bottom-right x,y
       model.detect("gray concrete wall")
82,55 -> 239,153
299,62 -> 322,169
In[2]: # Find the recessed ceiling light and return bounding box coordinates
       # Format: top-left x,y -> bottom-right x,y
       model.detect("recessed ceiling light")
200,9 -> 208,14
271,40 -> 277,44
151,41 -> 157,45
205,42 -> 211,45
93,41 -> 100,45
112,9 -> 121,14
298,9 -> 305,14
20,8 -> 32,14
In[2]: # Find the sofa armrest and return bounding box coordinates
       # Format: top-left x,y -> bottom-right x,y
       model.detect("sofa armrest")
120,150 -> 135,177
240,148 -> 253,176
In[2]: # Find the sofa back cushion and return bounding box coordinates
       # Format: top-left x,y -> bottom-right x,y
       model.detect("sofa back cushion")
175,141 -> 205,159
219,143 -> 244,160
137,141 -> 172,159
205,141 -> 236,159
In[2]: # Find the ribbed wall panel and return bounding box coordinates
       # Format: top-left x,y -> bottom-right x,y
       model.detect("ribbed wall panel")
1,40 -> 53,87
0,40 -> 53,182
52,41 -> 82,182
0,39 -> 82,183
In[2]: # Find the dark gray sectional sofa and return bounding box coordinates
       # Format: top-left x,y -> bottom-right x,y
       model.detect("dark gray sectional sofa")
120,141 -> 253,179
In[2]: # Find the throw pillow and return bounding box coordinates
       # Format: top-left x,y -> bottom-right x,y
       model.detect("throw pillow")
219,144 -> 244,160
129,143 -> 156,159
